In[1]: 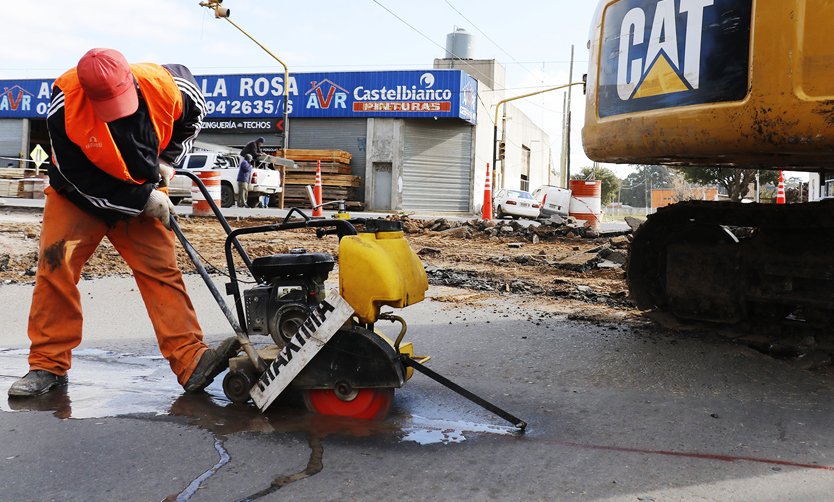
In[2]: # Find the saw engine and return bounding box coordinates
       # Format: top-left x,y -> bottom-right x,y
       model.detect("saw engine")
242,250 -> 334,347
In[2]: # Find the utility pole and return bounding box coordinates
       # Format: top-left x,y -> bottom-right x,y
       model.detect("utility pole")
564,45 -> 575,188
559,92 -> 566,186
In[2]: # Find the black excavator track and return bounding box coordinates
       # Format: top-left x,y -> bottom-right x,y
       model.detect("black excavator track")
627,200 -> 834,336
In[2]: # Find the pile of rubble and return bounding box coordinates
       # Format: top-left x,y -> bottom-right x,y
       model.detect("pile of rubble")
549,236 -> 631,272
389,215 -> 627,242
424,265 -> 630,308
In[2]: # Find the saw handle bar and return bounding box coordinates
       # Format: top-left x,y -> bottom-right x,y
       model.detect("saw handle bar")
173,169 -> 256,273
169,217 -> 267,372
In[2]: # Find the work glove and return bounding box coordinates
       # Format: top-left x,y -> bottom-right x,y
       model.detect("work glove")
158,160 -> 175,188
143,190 -> 176,230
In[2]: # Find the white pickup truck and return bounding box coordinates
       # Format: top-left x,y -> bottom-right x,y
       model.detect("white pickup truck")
169,150 -> 290,208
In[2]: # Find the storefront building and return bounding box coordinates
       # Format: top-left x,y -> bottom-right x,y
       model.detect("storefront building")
0,63 -> 550,213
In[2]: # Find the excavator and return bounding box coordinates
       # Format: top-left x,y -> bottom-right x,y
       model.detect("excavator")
582,0 -> 834,333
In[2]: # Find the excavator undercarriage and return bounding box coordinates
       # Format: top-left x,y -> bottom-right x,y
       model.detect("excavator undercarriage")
583,0 -> 834,337
628,200 -> 834,335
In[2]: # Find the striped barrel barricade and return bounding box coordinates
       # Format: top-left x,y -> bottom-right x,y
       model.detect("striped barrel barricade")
569,180 -> 602,230
192,171 -> 221,217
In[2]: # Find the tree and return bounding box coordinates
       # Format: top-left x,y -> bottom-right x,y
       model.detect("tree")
785,176 -> 808,204
618,165 -> 675,207
571,165 -> 621,204
672,167 -> 778,202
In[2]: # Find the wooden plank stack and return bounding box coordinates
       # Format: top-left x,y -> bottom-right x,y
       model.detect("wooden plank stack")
278,149 -> 365,209
0,168 -> 47,199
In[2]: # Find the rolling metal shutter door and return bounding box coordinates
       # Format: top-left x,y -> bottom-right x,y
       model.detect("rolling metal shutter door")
0,120 -> 24,161
288,119 -> 367,178
402,121 -> 472,212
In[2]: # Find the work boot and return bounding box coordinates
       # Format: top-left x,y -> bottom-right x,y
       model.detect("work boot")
184,337 -> 241,393
8,370 -> 68,397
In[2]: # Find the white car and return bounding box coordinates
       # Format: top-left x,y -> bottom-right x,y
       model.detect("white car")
532,185 -> 572,217
493,189 -> 541,220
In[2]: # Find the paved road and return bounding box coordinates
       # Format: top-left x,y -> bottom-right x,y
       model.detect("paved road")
1,274 -> 833,501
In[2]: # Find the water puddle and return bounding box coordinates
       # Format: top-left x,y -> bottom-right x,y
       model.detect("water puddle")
1,347 -> 522,499
1,347 -> 517,441
401,415 -> 520,445
0,347 -> 190,418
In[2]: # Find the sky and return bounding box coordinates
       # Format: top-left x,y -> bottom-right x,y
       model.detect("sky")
4,0 -> 623,178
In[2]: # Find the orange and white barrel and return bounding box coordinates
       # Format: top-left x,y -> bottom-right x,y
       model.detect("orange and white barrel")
192,171 -> 221,217
569,180 -> 602,229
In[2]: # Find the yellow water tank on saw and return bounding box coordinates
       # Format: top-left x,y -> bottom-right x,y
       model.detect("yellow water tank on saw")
583,0 -> 834,169
339,221 -> 428,324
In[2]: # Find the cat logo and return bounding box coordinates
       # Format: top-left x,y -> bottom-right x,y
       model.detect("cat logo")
597,0 -> 752,117
617,0 -> 713,101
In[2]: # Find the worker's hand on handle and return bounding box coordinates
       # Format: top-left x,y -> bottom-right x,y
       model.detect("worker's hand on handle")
158,160 -> 175,188
143,190 -> 176,230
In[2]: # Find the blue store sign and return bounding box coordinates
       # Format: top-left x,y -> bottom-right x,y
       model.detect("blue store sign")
198,69 -> 477,124
0,70 -> 478,125
0,80 -> 54,118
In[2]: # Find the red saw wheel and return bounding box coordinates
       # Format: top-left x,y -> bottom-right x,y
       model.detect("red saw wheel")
303,387 -> 394,420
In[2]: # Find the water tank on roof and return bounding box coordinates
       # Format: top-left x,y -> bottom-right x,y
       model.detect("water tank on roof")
445,27 -> 474,60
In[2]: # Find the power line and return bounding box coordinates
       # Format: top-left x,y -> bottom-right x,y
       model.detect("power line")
370,0 -> 452,56
368,0 -> 501,89
442,0 -> 540,82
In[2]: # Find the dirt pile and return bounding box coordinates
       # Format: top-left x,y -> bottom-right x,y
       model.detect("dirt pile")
0,209 -> 638,321
390,215 -> 623,241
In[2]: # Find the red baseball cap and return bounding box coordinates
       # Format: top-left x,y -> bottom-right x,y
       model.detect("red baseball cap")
77,48 -> 138,122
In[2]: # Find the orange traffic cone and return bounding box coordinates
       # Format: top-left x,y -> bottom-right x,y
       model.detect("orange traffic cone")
313,160 -> 324,217
776,170 -> 786,205
481,163 -> 493,221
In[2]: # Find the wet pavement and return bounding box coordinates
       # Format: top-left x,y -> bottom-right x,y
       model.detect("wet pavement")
2,276 -> 834,501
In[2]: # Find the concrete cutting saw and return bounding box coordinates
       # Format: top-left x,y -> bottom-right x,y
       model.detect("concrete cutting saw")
170,171 -> 526,429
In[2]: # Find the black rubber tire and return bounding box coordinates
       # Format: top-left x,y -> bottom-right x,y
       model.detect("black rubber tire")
220,183 -> 235,208
496,206 -> 504,219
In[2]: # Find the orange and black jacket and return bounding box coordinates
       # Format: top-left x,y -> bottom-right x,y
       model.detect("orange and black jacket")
46,63 -> 206,223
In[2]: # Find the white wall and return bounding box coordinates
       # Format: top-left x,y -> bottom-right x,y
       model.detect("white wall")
434,58 -> 552,214
809,173 -> 821,201
501,104 -> 551,192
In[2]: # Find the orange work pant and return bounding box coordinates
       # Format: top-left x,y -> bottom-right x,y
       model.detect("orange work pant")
27,186 -> 207,386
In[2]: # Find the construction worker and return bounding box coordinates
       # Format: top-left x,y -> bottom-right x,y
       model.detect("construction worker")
240,136 -> 264,164
8,48 -> 239,397
236,154 -> 253,207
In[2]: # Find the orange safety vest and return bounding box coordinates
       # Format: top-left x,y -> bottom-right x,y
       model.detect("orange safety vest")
54,63 -> 184,185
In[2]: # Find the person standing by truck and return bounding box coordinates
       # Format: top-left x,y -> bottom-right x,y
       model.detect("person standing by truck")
7,48 -> 239,397
240,136 -> 264,165
236,153 -> 253,207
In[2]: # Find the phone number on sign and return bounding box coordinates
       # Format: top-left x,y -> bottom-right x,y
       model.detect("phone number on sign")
204,99 -> 293,116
